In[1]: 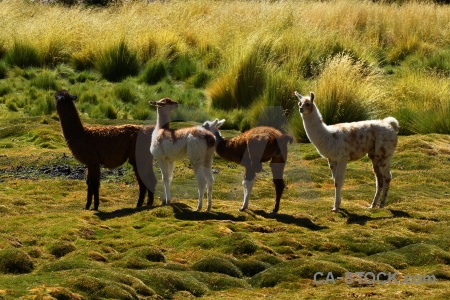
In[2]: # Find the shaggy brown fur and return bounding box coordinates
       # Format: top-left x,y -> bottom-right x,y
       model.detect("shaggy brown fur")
55,90 -> 157,210
203,120 -> 293,213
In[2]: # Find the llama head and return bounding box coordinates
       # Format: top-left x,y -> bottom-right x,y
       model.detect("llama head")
202,119 -> 225,135
294,91 -> 315,116
55,90 -> 77,102
149,98 -> 178,112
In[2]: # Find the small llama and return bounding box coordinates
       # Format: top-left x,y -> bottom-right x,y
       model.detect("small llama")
150,98 -> 216,211
202,119 -> 293,213
294,91 -> 399,212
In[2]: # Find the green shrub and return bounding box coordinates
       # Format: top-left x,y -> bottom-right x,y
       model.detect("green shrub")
5,41 -> 41,68
141,59 -> 167,85
0,248 -> 34,274
30,71 -> 58,90
95,41 -> 140,82
71,51 -> 95,71
191,71 -> 211,88
425,49 -> 450,75
41,39 -> 70,67
192,256 -> 243,278
207,47 -> 266,111
0,40 -> 6,59
0,61 -> 7,79
114,83 -> 138,103
234,53 -> 266,109
206,74 -> 236,110
0,82 -> 12,96
169,54 -> 197,81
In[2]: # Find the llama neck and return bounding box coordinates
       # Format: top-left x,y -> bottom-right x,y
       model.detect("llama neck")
214,133 -> 241,165
302,105 -> 332,147
156,107 -> 171,129
57,101 -> 85,140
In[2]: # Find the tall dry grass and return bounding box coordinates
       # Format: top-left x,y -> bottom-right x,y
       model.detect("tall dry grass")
1,0 -> 449,132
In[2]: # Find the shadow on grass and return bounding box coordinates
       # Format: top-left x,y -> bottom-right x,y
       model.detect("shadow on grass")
340,208 -> 412,225
172,203 -> 247,222
253,210 -> 328,231
95,206 -> 154,220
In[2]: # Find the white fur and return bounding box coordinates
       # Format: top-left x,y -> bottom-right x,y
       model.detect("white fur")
150,98 -> 215,212
295,91 -> 399,212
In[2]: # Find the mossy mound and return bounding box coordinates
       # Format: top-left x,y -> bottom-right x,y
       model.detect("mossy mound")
66,272 -> 156,300
220,232 -> 258,256
49,241 -> 77,258
250,258 -> 346,288
320,255 -> 397,274
134,268 -> 208,299
235,259 -> 271,277
0,248 -> 34,274
369,243 -> 450,269
192,256 -> 243,278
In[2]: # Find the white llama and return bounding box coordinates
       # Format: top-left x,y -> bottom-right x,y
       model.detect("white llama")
150,98 -> 216,211
294,91 -> 399,212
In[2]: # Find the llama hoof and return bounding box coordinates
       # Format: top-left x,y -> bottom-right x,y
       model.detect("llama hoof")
331,208 -> 339,212
239,207 -> 247,212
368,205 -> 374,209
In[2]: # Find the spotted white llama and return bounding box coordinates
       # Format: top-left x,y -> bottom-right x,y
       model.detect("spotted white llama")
294,91 -> 399,212
150,98 -> 216,211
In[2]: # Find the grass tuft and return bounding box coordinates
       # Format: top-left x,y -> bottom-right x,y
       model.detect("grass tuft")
95,41 -> 140,82
5,41 -> 41,68
49,241 -> 77,258
192,256 -> 243,278
141,59 -> 167,85
0,248 -> 34,274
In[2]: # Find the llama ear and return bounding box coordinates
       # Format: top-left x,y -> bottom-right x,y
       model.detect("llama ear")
293,91 -> 303,99
202,121 -> 210,129
149,101 -> 158,106
310,92 -> 315,102
217,119 -> 226,128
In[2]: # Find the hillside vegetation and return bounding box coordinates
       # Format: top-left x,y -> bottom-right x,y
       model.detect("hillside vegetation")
0,0 -> 449,138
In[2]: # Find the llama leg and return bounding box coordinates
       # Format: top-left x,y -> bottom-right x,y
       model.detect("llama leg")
204,155 -> 215,212
193,166 -> 207,212
379,163 -> 393,208
369,159 -> 383,209
146,168 -> 157,206
86,165 -> 100,210
329,160 -> 347,212
133,163 -> 147,207
240,169 -> 256,211
247,139 -> 266,173
158,160 -> 172,206
270,156 -> 287,214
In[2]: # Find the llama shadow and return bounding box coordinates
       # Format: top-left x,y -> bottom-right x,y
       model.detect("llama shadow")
253,210 -> 328,231
95,205 -> 154,221
172,203 -> 247,222
340,208 -> 412,225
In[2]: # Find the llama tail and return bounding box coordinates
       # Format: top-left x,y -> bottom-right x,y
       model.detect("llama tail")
384,117 -> 399,133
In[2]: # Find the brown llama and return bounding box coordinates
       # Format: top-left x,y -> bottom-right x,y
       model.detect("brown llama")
55,90 -> 157,210
202,119 -> 293,213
